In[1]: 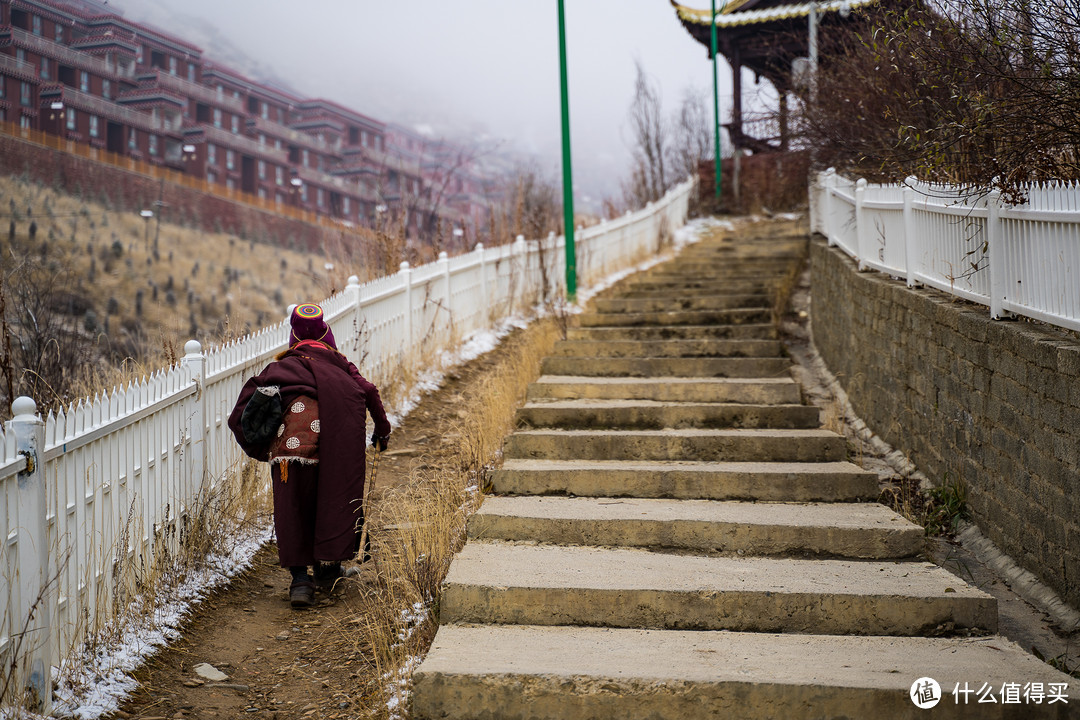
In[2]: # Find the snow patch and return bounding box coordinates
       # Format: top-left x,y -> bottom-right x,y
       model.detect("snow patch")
49,524 -> 273,720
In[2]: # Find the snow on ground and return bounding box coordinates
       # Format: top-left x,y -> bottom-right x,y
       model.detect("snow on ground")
33,216 -> 720,720
382,601 -> 429,719
50,526 -> 274,720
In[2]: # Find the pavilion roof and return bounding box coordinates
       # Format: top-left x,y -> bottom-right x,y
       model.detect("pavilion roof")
673,0 -> 879,28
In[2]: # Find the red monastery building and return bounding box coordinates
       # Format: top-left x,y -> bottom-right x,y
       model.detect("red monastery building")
0,0 -> 489,236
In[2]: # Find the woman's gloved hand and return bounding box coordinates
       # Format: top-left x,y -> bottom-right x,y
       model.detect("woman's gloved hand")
370,431 -> 389,452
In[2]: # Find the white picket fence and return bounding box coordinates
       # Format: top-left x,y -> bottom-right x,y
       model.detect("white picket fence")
0,178 -> 695,712
810,169 -> 1080,332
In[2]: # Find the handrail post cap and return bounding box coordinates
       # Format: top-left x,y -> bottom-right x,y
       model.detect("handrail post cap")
11,396 -> 37,420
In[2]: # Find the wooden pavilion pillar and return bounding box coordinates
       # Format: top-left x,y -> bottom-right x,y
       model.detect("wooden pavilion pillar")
779,93 -> 789,151
730,43 -> 743,148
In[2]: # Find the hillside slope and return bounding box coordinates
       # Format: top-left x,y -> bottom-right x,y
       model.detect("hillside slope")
0,175 -> 357,415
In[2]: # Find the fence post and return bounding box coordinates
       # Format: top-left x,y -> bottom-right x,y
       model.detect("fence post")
986,190 -> 1012,320
902,179 -> 916,287
180,340 -> 207,491
345,275 -> 363,364
9,396 -> 51,713
475,243 -> 487,319
822,168 -> 836,247
855,178 -> 868,270
514,235 -> 527,309
400,261 -> 413,350
438,250 -> 451,323
548,231 -> 559,297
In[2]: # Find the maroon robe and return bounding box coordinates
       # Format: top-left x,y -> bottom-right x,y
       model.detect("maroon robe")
228,341 -> 391,566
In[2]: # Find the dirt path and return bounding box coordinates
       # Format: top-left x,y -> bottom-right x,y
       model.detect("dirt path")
111,327 -> 540,720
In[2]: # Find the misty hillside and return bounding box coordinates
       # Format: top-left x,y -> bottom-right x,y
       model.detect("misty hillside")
109,0 -> 297,92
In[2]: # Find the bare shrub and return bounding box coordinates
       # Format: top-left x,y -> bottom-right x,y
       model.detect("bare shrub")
799,0 -> 1080,199
623,59 -> 671,208
671,85 -> 714,183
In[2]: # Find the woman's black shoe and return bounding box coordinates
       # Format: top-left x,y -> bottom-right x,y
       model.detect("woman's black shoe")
289,578 -> 316,607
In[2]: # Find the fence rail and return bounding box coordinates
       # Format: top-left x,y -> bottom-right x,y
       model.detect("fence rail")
0,177 -> 695,713
810,169 -> 1080,332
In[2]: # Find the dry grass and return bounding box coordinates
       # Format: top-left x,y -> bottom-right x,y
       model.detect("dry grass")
0,174 -> 332,332
343,317 -> 561,717
771,247 -> 808,327
880,474 -> 970,539
0,175 -> 375,416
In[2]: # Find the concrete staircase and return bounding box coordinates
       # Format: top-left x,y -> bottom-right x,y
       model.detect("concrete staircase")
413,229 -> 1073,719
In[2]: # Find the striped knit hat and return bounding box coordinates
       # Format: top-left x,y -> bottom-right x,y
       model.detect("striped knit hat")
289,303 -> 338,350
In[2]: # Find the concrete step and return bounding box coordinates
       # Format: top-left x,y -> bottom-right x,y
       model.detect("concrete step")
439,542 -> 997,635
503,428 -> 847,463
527,377 -> 799,405
550,339 -> 783,359
516,399 -> 820,430
526,377 -> 801,403
469,497 -> 924,559
414,626 -> 1073,720
591,295 -> 771,313
669,241 -> 804,250
566,324 -> 778,342
641,265 -> 797,278
619,280 -> 780,294
637,267 -> 792,277
540,356 -> 792,378
491,459 -> 879,501
612,288 -> 772,300
579,308 -> 772,327
664,259 -> 800,270
680,241 -> 806,253
637,270 -> 793,282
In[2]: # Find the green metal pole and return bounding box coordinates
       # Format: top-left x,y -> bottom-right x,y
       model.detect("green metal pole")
558,0 -> 576,301
711,0 -> 722,203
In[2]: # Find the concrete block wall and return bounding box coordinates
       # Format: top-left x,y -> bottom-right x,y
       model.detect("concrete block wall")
811,239 -> 1080,610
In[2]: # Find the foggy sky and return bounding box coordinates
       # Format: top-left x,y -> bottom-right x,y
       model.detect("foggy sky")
116,1 -> 740,203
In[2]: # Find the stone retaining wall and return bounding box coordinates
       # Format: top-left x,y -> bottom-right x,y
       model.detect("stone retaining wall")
811,238 -> 1080,610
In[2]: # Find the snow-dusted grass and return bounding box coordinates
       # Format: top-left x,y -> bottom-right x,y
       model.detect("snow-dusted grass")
38,458 -> 274,720
52,527 -> 272,719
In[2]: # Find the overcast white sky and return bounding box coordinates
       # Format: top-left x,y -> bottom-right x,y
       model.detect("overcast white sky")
116,1 -> 741,203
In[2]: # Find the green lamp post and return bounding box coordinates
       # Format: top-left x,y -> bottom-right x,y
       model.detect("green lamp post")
557,0 -> 576,301
711,0 -> 723,203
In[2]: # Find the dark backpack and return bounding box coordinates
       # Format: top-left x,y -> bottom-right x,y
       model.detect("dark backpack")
239,385 -> 283,450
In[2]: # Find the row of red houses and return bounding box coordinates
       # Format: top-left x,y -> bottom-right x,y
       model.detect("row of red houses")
0,0 -> 497,239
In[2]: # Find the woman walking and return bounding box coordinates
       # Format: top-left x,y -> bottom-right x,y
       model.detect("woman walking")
229,303 -> 391,607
